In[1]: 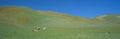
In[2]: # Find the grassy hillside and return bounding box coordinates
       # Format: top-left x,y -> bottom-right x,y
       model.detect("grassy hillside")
95,14 -> 120,24
0,6 -> 120,39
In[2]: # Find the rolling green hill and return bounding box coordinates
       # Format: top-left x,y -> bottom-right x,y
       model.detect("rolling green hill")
95,14 -> 120,24
0,6 -> 120,39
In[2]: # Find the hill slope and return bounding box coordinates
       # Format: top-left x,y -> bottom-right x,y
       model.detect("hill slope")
0,6 -> 120,39
95,14 -> 120,24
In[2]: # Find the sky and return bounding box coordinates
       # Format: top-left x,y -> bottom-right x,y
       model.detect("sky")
0,0 -> 120,18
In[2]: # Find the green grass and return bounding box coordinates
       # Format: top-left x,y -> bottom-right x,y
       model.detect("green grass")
0,25 -> 120,39
0,6 -> 120,39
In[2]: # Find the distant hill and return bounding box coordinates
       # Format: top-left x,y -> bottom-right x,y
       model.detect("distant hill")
0,6 -> 41,27
0,6 -> 120,39
95,14 -> 120,24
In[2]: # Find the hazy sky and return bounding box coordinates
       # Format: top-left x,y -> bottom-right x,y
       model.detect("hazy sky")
0,0 -> 120,18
